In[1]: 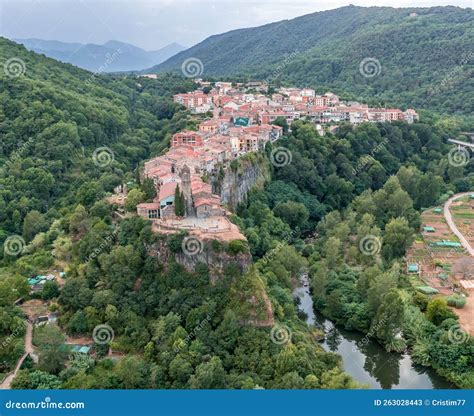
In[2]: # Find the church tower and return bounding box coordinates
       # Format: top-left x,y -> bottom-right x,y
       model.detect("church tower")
180,164 -> 194,216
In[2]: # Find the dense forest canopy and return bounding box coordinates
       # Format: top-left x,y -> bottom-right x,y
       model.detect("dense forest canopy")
0,37 -> 196,239
154,5 -> 474,115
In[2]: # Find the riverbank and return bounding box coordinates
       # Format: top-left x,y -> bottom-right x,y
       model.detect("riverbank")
294,274 -> 455,389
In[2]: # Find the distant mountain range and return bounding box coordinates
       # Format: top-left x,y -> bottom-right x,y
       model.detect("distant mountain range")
152,5 -> 473,115
14,38 -> 186,72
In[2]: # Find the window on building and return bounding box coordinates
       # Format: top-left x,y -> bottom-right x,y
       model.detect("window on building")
148,210 -> 158,219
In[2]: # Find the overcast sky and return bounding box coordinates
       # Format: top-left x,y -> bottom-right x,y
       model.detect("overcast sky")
0,0 -> 472,50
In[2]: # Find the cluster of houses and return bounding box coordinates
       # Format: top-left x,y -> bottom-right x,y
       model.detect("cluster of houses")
137,116 -> 282,221
137,81 -> 418,222
173,82 -> 419,126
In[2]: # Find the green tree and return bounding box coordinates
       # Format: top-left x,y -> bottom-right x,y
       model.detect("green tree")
426,298 -> 457,325
124,189 -> 146,212
35,324 -> 68,375
382,217 -> 414,260
273,201 -> 309,229
189,356 -> 226,389
22,210 -> 48,242
141,178 -> 157,201
272,116 -> 289,133
371,289 -> 406,351
11,370 -> 61,389
174,184 -> 185,216
41,281 -> 60,300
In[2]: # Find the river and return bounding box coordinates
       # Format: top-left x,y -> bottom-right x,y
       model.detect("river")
294,274 -> 455,389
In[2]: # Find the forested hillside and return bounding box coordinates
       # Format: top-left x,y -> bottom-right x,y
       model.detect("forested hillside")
0,37 -> 195,240
0,38 -> 359,389
154,5 -> 474,115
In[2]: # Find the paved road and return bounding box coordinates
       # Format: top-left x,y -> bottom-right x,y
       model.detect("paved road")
444,192 -> 474,257
0,321 -> 33,390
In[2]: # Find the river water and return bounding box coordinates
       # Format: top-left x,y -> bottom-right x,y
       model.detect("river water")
294,274 -> 454,389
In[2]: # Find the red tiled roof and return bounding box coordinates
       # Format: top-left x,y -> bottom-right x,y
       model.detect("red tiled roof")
137,202 -> 160,210
159,182 -> 178,201
194,196 -> 221,207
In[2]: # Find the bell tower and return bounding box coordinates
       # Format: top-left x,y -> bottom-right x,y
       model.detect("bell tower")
180,164 -> 194,216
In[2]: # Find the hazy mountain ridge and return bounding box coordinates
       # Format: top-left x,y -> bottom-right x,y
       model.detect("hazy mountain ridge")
14,38 -> 186,72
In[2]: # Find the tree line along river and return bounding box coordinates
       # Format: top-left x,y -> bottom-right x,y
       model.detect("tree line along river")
293,274 -> 455,389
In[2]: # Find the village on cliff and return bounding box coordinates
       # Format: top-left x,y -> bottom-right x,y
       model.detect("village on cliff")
125,80 -> 418,241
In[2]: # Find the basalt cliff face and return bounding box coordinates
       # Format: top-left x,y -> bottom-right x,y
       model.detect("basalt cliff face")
147,237 -> 252,281
213,153 -> 271,211
145,153 -> 270,277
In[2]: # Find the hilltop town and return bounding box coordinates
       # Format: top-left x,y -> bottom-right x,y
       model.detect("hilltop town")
135,81 -> 418,240
2,4 -> 472,396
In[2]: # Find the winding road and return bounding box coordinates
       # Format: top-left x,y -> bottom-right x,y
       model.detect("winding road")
444,192 -> 474,257
0,321 -> 34,390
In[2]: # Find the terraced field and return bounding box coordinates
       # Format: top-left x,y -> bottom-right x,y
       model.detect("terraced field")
406,194 -> 473,335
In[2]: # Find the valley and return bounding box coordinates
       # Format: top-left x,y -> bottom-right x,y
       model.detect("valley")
0,4 -> 473,393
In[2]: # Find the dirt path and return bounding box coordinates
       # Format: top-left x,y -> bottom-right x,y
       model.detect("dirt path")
0,321 -> 33,390
444,193 -> 474,257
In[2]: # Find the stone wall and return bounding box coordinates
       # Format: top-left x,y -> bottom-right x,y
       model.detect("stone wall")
212,152 -> 271,211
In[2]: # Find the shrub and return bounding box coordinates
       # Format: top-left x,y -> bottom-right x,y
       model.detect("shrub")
211,239 -> 223,252
226,240 -> 248,255
446,295 -> 466,308
167,232 -> 187,253
413,292 -> 429,311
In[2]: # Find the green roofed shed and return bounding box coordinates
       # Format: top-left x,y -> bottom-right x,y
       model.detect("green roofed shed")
78,346 -> 91,354
423,226 -> 436,232
69,345 -> 91,354
433,208 -> 443,214
416,286 -> 439,295
430,240 -> 462,248
408,264 -> 419,273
